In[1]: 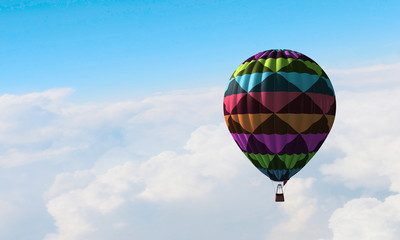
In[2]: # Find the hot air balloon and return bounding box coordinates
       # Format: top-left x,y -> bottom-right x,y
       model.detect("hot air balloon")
223,49 -> 336,202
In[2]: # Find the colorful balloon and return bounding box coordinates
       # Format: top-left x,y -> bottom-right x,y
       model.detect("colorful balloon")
223,49 -> 336,182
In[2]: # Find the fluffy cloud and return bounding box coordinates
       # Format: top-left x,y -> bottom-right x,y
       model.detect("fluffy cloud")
3,61 -> 400,240
329,195 -> 400,240
0,87 -> 223,168
320,88 -> 400,191
44,123 -> 242,239
322,62 -> 400,191
266,178 -> 333,240
136,123 -> 240,202
45,162 -> 139,240
322,63 -> 400,239
327,62 -> 400,90
31,87 -> 240,239
322,88 -> 400,239
0,87 -> 226,239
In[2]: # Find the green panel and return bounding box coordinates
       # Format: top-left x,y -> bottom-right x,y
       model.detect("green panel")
233,61 -> 253,78
301,60 -> 323,76
244,152 -> 317,170
232,58 -> 324,79
258,58 -> 295,72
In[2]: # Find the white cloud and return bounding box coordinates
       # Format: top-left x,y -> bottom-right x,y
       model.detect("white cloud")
136,123 -> 240,202
131,87 -> 223,124
0,87 -> 228,239
0,87 -> 223,168
329,195 -> 400,240
2,61 -> 399,240
45,161 -> 139,240
44,122 -> 242,239
321,63 -> 400,239
320,88 -> 400,191
327,62 -> 400,89
266,178 -> 331,240
0,200 -> 19,232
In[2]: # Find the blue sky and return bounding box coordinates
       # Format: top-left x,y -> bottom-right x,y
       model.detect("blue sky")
0,1 -> 400,240
1,0 -> 399,99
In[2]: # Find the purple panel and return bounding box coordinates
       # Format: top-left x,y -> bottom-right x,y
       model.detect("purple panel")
301,133 -> 328,152
231,133 -> 299,154
242,49 -> 316,64
246,135 -> 274,154
253,134 -> 298,154
231,133 -> 249,152
278,135 -> 309,155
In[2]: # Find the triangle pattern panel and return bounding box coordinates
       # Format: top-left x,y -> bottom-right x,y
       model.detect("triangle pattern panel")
278,135 -> 309,155
252,134 -> 299,154
275,114 -> 324,133
235,60 -> 274,77
224,79 -> 247,97
223,103 -> 229,115
245,135 -> 274,155
248,91 -> 302,113
300,133 -> 328,152
229,113 -> 273,132
286,153 -> 308,169
320,69 -> 329,79
300,60 -> 323,76
301,115 -> 330,134
277,93 -> 324,114
323,76 -> 335,92
326,101 -> 336,115
230,94 -> 273,115
249,73 -> 302,92
257,57 -> 294,72
253,114 -> 298,134
229,72 -> 235,81
234,72 -> 275,92
230,133 -> 250,152
287,168 -> 302,179
278,60 -> 319,76
305,92 -> 336,114
257,168 -> 294,181
277,154 -> 303,169
310,138 -> 326,152
223,93 -> 247,114
290,154 -> 311,169
226,116 -> 251,134
267,154 -> 287,170
326,115 -> 335,130
245,153 -> 264,168
233,61 -> 253,77
277,72 -> 320,92
305,77 -> 335,96
245,152 -> 275,168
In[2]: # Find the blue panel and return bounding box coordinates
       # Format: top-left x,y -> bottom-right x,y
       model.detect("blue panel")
277,72 -> 320,92
257,168 -> 302,181
234,72 -> 275,92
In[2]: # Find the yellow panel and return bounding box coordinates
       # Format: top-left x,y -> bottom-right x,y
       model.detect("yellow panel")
325,115 -> 336,130
229,113 -> 273,133
276,114 -> 324,133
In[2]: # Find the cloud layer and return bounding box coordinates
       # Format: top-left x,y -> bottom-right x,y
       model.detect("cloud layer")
0,62 -> 399,239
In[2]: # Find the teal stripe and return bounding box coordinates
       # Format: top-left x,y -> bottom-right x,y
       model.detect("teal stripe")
277,72 -> 320,92
227,71 -> 334,94
323,77 -> 334,93
234,72 -> 275,92
225,78 -> 234,91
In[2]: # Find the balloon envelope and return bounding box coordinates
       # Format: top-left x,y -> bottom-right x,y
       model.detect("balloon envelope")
223,49 -> 336,181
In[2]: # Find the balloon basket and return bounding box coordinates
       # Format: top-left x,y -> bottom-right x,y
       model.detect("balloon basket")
275,184 -> 285,202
